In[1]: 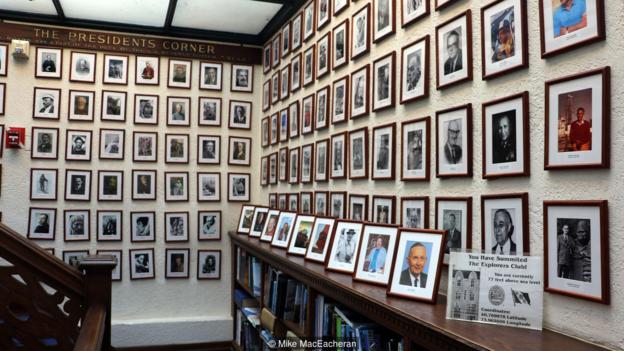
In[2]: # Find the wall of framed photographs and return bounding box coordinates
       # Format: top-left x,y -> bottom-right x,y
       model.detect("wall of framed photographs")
258,0 -> 623,348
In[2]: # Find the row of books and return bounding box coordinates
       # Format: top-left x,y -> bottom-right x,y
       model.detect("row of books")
235,308 -> 263,351
264,266 -> 309,328
236,248 -> 262,297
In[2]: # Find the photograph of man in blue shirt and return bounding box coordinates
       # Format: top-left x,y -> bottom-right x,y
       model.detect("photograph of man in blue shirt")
553,0 -> 587,37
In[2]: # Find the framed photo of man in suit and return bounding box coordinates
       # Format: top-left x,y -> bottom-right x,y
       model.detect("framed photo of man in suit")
435,10 -> 472,89
27,207 -> 56,240
65,169 -> 92,202
435,196 -> 472,264
31,127 -> 59,160
400,35 -> 429,104
372,123 -> 396,180
199,97 -> 221,126
33,87 -> 61,120
372,52 -> 395,111
231,64 -> 253,93
199,62 -> 222,91
481,193 -> 529,256
132,170 -> 156,200
401,117 -> 430,181
436,104 -> 472,177
198,136 -> 220,165
168,59 -> 192,89
65,130 -> 92,162
35,47 -> 62,79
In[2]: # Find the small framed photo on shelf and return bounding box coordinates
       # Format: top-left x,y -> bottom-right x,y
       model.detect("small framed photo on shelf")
287,215 -> 316,255
326,220 -> 364,274
64,169 -> 91,201
97,170 -> 123,201
33,87 -> 61,120
135,56 -> 160,85
70,51 -> 96,83
168,59 -> 192,89
30,168 -> 58,201
228,173 -> 250,202
330,132 -> 347,179
164,212 -> 189,242
64,209 -> 90,242
199,211 -> 221,241
260,210 -> 281,242
372,52 -> 395,112
330,192 -> 347,219
315,139 -> 329,182
96,210 -> 122,242
301,144 -> 314,183
305,217 -> 337,262
373,0 -> 396,43
333,19 -> 349,70
400,35 -> 429,104
96,250 -> 122,281
332,75 -> 349,124
65,129 -> 92,161
198,97 -> 221,126
302,94 -> 315,134
353,223 -> 399,285
436,104 -> 472,178
315,191 -> 329,216
165,134 -> 189,164
129,248 -> 155,280
271,211 -> 298,248
481,193 -> 529,255
372,123 -> 396,180
133,132 -> 158,162
166,249 -> 190,279
401,117 -> 430,181
99,129 -> 125,160
401,0 -> 429,27
289,101 -> 300,138
134,94 -> 159,125
350,64 -> 370,118
130,212 -> 155,242
35,47 -> 62,79
303,0 -> 316,41
229,100 -> 252,130
27,207 -> 56,240
400,196 -> 429,229
197,172 -> 221,202
349,194 -> 368,221
228,136 -> 251,166
349,127 -> 369,180
237,205 -> 256,234
103,54 -> 128,85
436,10 -> 473,89
101,90 -> 127,122
31,127 -> 59,159
231,64 -> 253,92
435,196 -> 472,264
198,135 -> 220,165
250,207 -> 270,237
165,172 -> 189,202
372,195 -> 396,224
197,250 -> 221,280
167,97 -> 191,126
132,170 -> 157,200
351,4 -> 371,60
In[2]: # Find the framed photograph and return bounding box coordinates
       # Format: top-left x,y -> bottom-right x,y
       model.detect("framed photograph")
316,86 -> 330,130
98,170 -> 123,201
31,127 -> 59,159
279,109 -> 289,142
260,209 -> 281,242
198,250 -> 221,280
281,23 -> 291,57
545,67 -> 610,169
132,131 -> 158,162
303,0 -> 316,41
401,0 -> 429,27
401,117 -> 430,181
387,228 -> 445,303
30,168 -> 58,201
129,249 -> 155,280
33,87 -> 61,119
134,94 -> 159,125
198,135 -> 220,164
96,210 -> 122,242
292,13 -> 303,50
278,194 -> 288,210
70,51 -> 96,83
165,172 -> 189,202
63,251 -> 89,270
372,123 -> 396,180
289,101 -> 300,138
167,97 -> 191,126
349,194 -> 368,221
269,152 -> 278,184
481,0 -> 528,79
287,215 -> 316,255
279,147 -> 288,182
306,217 -> 337,262
250,207 -> 270,237
401,197 -> 429,229
261,117 -> 270,147
263,43 -> 272,73
291,54 -> 302,92
330,192 -> 347,218
481,193 -> 529,255
198,97 -> 221,126
271,72 -> 280,105
539,0 -> 605,57
263,80 -> 271,112
168,59 -> 192,89
165,134 -> 189,164
353,223 -> 399,285
269,114 -> 278,146
165,212 -> 189,242
301,144 -> 314,183
96,250 -> 122,281
436,104 -> 472,177
334,0 -> 349,16
229,100 -> 252,130
300,192 -> 313,214
330,132 -> 347,179
101,90 -> 127,121
197,172 -> 221,202
280,66 -> 290,100
228,173 -> 250,202
326,220 -> 363,273
99,129 -> 125,160
348,127 -> 368,180
260,156 -> 269,186
435,0 -> 457,10
272,34 -> 281,68
332,76 -> 349,123
401,35 -> 429,104
0,83 -> 4,116
166,249 -> 190,279
544,200 -> 609,303
350,64 -> 370,118
237,205 -> 256,234
65,130 -> 92,161
302,94 -> 315,134
351,4 -> 371,60
303,45 -> 316,87
271,211 -> 298,248
35,47 -> 62,79
482,92 -> 530,178
373,0 -> 396,43
64,209 -> 90,242
373,52 -> 395,111
317,33 -> 331,78
435,197 -> 471,264
199,211 -> 221,240
132,170 -> 156,200
27,207 -> 56,240
130,212 -> 155,242
315,191 -> 329,216
228,136 -> 251,166
317,0 -> 331,29
315,139 -> 329,182
103,54 -> 128,85
135,56 -> 160,85
232,65 -> 253,93
372,195 -> 396,224
436,10 -> 473,89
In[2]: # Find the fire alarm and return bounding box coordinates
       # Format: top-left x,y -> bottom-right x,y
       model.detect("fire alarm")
6,127 -> 25,148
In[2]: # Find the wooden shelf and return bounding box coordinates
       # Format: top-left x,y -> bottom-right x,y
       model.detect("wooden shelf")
230,231 -> 608,351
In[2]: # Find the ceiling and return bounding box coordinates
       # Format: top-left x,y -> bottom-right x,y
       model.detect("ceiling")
0,0 -> 305,45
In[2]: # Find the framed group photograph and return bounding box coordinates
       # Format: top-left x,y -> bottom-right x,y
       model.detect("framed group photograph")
30,168 -> 58,201
103,54 -> 128,85
199,211 -> 221,240
65,129 -> 92,161
348,127 -> 369,180
101,90 -> 127,121
401,0 -> 429,27
133,131 -> 158,162
349,194 -> 368,221
373,52 -> 395,111
333,19 -> 349,70
33,87 -> 61,119
165,249 -> 190,279
165,212 -> 189,242
132,170 -> 156,200
198,250 -> 221,280
372,123 -> 396,180
134,94 -> 159,125
436,104 -> 472,177
401,117 -> 430,181
64,209 -> 90,242
135,56 -> 160,85
305,217 -> 337,263
292,12 -> 303,51
332,76 -> 349,124
435,196 -> 472,264
35,47 -> 62,79
401,197 -> 429,229
372,196 -> 396,224
271,211 -> 298,248
97,170 -> 123,201
228,173 -> 250,202
99,129 -> 125,160
353,223 -> 399,285
315,139 -> 329,182
130,212 -> 155,242
289,101 -> 300,138
326,220 -> 364,274
165,172 -> 189,202
401,35 -> 429,104
436,10 -> 473,89
27,207 -> 56,240
165,134 -> 189,164
70,51 -> 96,83
330,192 -> 347,219
167,97 -> 191,126
481,193 -> 529,255
197,172 -> 221,202
168,59 -> 192,89
351,4 -> 371,60
228,136 -> 251,166
330,132 -> 347,179
229,100 -> 252,130
31,127 -> 59,159
350,64 -> 370,118
231,64 -> 253,92
373,0 -> 396,43
198,135 -> 220,165
129,248 -> 155,280
287,215 -> 316,255
96,210 -> 122,242
68,90 -> 94,121
303,45 -> 315,87
198,97 -> 221,126
96,250 -> 122,281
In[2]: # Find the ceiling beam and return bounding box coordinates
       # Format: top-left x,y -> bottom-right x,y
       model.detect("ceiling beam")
163,0 -> 178,30
51,0 -> 65,20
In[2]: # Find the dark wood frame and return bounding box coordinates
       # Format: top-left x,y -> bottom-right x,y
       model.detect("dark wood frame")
330,131 -> 348,179
350,64 -> 370,119
166,96 -> 192,126
435,103 -> 473,178
281,22 -> 291,58
132,131 -> 158,162
315,191 -> 329,216
64,169 -> 92,202
314,139 -> 330,182
231,64 -> 254,93
289,101 -> 300,138
280,65 -> 291,101
372,0 -> 396,43
400,196 -> 430,228
301,143 -> 315,184
32,87 -> 61,120
228,136 -> 252,166
100,90 -> 127,122
198,96 -> 222,126
27,207 -> 56,240
30,168 -> 58,201
278,194 -> 288,210
197,250 -> 222,280
269,152 -> 278,185
63,209 -> 91,242
372,51 -> 396,112
97,170 -> 124,202
131,169 -> 157,201
348,194 -> 369,221
270,113 -> 280,144
263,43 -> 272,73
197,172 -> 221,202
332,75 -> 350,124
372,195 -> 397,224
435,9 -> 473,90
263,80 -> 271,112
164,171 -> 189,202
351,3 -> 371,60
401,0 -> 430,27
261,209 -> 283,242
325,219 -> 365,274
279,147 -> 289,182
227,172 -> 251,202
272,33 -> 282,68
65,129 -> 92,161
96,210 -> 123,242
480,192 -> 529,254
316,32 -> 332,79
287,214 -> 316,255
67,89 -> 95,121
198,210 -> 222,241
102,54 -> 129,85
271,211 -> 299,248
133,94 -> 159,125
401,116 -> 431,181
164,211 -> 190,243
302,93 -> 316,134
96,250 -> 122,281
279,108 -> 290,143
197,134 -> 220,165
238,205 -> 257,234
130,211 -> 156,242
315,85 -> 330,130
300,192 -> 314,214
129,248 -> 155,280
167,58 -> 192,89
164,133 -> 190,164
271,72 -> 280,105
334,0 -> 350,16
291,12 -> 304,51
434,196 -> 473,264
291,53 -> 303,93
544,67 -> 610,170
99,128 -> 125,160
332,18 -> 350,71
261,117 -> 270,147
372,122 -> 397,180
0,83 -> 4,116
305,216 -> 338,262
317,0 -> 332,30
400,35 -> 430,104
303,44 -> 316,87
435,0 -> 458,11
329,191 -> 348,218
34,46 -> 63,79
69,51 -> 97,83
228,100 -> 252,130
199,61 -> 223,91
303,0 -> 317,42
260,156 -> 269,186
348,127 -> 369,180
288,193 -> 300,212
134,55 -> 160,85
31,126 -> 59,159
353,222 -> 400,285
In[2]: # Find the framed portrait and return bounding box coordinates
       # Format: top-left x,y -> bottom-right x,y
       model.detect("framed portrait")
199,211 -> 221,240
272,34 -> 281,68
237,205 -> 256,234
326,220 -> 363,273
349,194 -> 368,221
269,152 -> 278,184
96,250 -> 122,281
165,172 -> 189,202
263,43 -> 272,73
30,168 -> 57,201
350,64 -> 370,118
197,172 -> 221,202
291,54 -> 302,92
261,117 -> 270,148
260,156 -> 269,186
198,250 -> 221,280
401,0 -> 429,27
401,117 -> 430,181
316,86 -> 330,130
199,62 -> 222,91
132,169 -> 156,200
279,147 -> 288,182
271,211 -> 298,248
98,170 -> 123,201
300,192 -> 314,214
372,195 -> 396,224
134,94 -> 159,125
96,210 -> 122,242
0,83 -> 4,116
33,87 -> 61,119
539,0 -> 605,57
482,92 -> 530,178
101,90 -> 127,122
317,33 -> 331,78
301,144 -> 314,183
354,223 -> 399,285
317,0 -> 331,29
70,51 -> 96,83
281,23 -> 291,57
351,4 -> 371,60
306,217 -> 337,262
129,249 -> 155,280
263,80 -> 271,112
279,108 -> 289,142
435,197 -> 472,264
27,207 -> 56,240
260,209 -> 281,242
165,134 -> 189,164
545,67 -> 610,169
280,66 -> 290,100
271,72 -> 280,105
228,173 -> 250,202
332,76 -> 349,124
330,192 -> 347,219
301,94 -> 315,134
135,56 -> 160,85
198,97 -> 221,126
401,35 -> 429,104
35,47 -> 62,79
63,251 -> 89,270
387,228 -> 445,303
278,194 -> 288,210
481,193 -> 529,255
165,249 -> 189,279
436,104 -> 472,177
167,97 -> 191,126
130,212 -> 155,242
65,129 -> 92,161
373,52 -> 395,111
314,139 -> 329,182
401,197 -> 429,229
436,10 -> 473,89
315,191 -> 329,216
373,0 -> 396,43
544,200 -> 609,304
229,100 -> 252,130
31,127 -> 59,159
165,212 -> 189,242
334,0 -> 349,16
269,113 -> 279,145
232,65 -> 254,93
197,135 -> 220,165
481,0 -> 528,79
348,127 -> 369,180
372,123 -> 396,180
228,136 -> 251,166
99,129 -> 125,160
289,101 -> 300,138
303,0 -> 316,41
132,131 -> 158,162
103,54 -> 128,85
330,132 -> 347,179
292,13 -> 303,51
303,45 -> 316,87
287,215 -> 316,255
64,209 -> 90,242
168,59 -> 192,89
250,207 -> 270,237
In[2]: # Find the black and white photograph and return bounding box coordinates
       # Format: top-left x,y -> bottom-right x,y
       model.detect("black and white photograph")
292,13 -> 303,51
96,210 -> 122,242
197,172 -> 220,202
279,109 -> 289,143
198,97 -> 221,126
372,196 -> 395,224
130,212 -> 155,242
333,19 -> 349,70
33,87 -> 61,119
281,23 -> 291,57
289,193 -> 300,212
199,211 -> 221,240
229,136 -> 251,166
272,34 -> 281,68
132,170 -> 156,200
316,86 -> 329,130
350,64 -> 369,118
133,131 -> 157,162
70,51 -> 96,83
269,152 -> 278,185
372,123 -> 396,180
65,130 -> 92,161
165,212 -> 189,242
279,147 -> 288,182
288,148 -> 300,184
304,0 -> 316,41
96,250 -> 122,281
317,0 -> 330,29
300,193 -> 313,214
330,192 -> 347,219
305,217 -> 337,263
101,90 -> 127,121
238,206 -> 256,234
271,72 -> 280,104
135,56 -> 160,85
436,10 -> 473,89
315,191 -> 328,216
330,132 -> 347,179
334,0 -> 349,15
374,0 -> 395,43
291,54 -> 302,92
228,173 -> 250,202
165,172 -> 189,202
435,196 -> 471,264
166,249 -> 190,279
197,250 -> 221,280
353,224 -> 399,285
134,94 -> 159,125
481,193 -> 529,256
167,97 -> 191,126
352,4 -> 370,59
103,54 -> 128,85
303,45 -> 315,86
199,61 -> 222,90
401,117 -> 430,180
262,117 -> 270,148
231,64 -> 253,92
436,104 -> 472,177
280,66 -> 290,100
301,144 -> 314,183
263,43 -> 272,73
401,197 -> 428,229
332,76 -> 349,123
317,33 -> 331,78
302,94 -> 315,134
373,52 -> 395,111
30,168 -> 57,201
402,0 -> 429,27
31,127 -> 59,159
99,129 -> 125,160
278,194 -> 288,210
98,170 -> 123,201
326,220 -> 364,274
129,249 -> 155,280
269,113 -> 279,145
165,134 -> 189,164
168,59 -> 192,89
68,90 -> 94,121
289,101 -> 300,138
348,127 -> 368,180
261,156 -> 269,186
64,209 -> 90,242
27,207 -> 56,240
35,47 -> 62,79
63,251 -> 89,270
263,79 -> 271,111
315,139 -> 329,182
198,135 -> 220,164
349,194 -> 368,221
401,36 -> 429,104
229,100 -> 252,130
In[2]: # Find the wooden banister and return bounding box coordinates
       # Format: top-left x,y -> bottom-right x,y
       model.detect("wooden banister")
74,305 -> 107,351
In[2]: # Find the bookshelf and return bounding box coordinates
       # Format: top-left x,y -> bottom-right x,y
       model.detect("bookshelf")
230,231 -> 608,351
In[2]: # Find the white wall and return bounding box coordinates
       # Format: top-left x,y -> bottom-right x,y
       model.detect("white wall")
259,0 -> 624,349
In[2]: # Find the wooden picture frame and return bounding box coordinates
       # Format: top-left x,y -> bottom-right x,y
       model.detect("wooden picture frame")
69,51 -> 96,83
401,0 -> 429,27
229,100 -> 252,130
132,169 -> 157,201
372,52 -> 396,112
372,195 -> 397,224
165,172 -> 189,202
197,135 -> 220,165
165,133 -> 190,164
373,0 -> 396,43
400,35 -> 429,104
166,96 -> 191,126
197,250 -> 222,280
435,10 -> 473,89
133,94 -> 159,125
165,249 -> 190,279
63,209 -> 90,242
64,169 -> 92,202
228,136 -> 252,166
97,170 -> 123,201
130,212 -> 156,242
301,93 -> 316,134
349,194 -> 369,221
353,223 -> 400,285
481,192 -> 529,255
199,61 -> 223,91
65,129 -> 92,161
198,210 -> 222,241
30,168 -> 58,201
31,127 -> 59,160
27,207 -> 56,240
231,64 -> 254,93
228,173 -> 251,202
99,128 -> 125,160
372,123 -> 396,180
197,172 -> 221,202
348,127 -> 369,180
96,210 -> 122,242
400,196 -> 430,229
292,12 -> 304,51
33,87 -> 61,120
132,131 -> 158,162
129,248 -> 155,280
401,117 -> 430,181
351,4 -> 371,60
305,216 -> 338,263
326,219 -> 364,274
436,103 -> 473,178
333,19 -> 350,70
350,64 -> 370,118
314,139 -> 330,182
330,132 -> 348,179
135,56 -> 160,85
101,90 -> 127,122
289,148 -> 301,184
103,54 -> 129,85
435,196 -> 472,264
35,47 -> 62,79
303,0 -> 317,42
164,211 -> 190,242
168,58 -> 192,89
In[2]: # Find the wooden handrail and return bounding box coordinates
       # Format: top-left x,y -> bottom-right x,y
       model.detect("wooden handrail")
74,304 -> 107,351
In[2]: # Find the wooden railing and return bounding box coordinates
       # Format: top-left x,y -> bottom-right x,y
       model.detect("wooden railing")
0,223 -> 116,351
